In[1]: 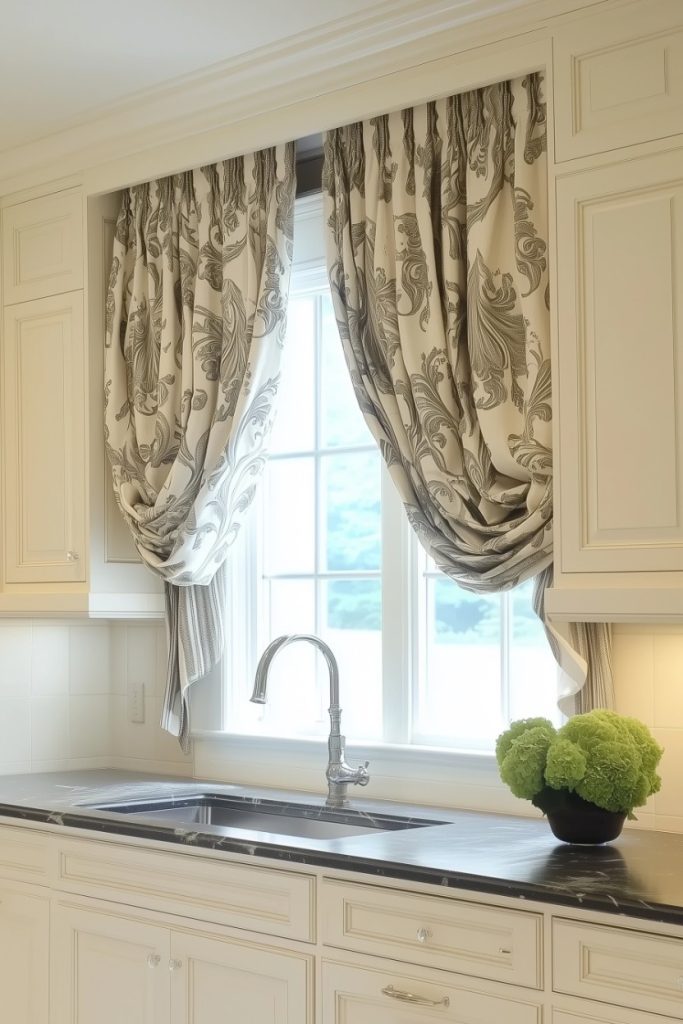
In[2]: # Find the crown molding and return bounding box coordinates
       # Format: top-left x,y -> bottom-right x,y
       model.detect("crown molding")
0,0 -> 617,196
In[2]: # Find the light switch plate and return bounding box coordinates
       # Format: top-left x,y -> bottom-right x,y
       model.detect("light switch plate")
128,681 -> 145,724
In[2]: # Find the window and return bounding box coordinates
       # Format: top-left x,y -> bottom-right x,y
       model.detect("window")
221,197 -> 559,753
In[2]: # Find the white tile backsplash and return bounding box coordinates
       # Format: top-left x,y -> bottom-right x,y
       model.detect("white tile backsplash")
0,619 -> 192,777
0,625 -> 32,696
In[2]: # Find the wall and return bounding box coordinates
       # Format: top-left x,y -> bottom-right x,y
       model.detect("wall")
612,624 -> 683,833
0,619 -> 191,778
109,621 -> 193,777
0,620 -> 111,774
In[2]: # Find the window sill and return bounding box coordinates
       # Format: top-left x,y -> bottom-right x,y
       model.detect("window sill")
191,730 -> 538,818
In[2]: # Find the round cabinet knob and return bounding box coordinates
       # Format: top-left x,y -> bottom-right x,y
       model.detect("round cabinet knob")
416,927 -> 432,944
66,551 -> 79,562
169,959 -> 183,972
147,954 -> 161,969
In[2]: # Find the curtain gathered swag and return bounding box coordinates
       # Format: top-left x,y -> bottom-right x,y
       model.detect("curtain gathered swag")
105,144 -> 295,748
323,74 -> 612,712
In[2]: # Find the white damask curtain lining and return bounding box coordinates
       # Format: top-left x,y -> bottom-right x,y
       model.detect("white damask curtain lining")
105,145 -> 295,749
323,73 -> 613,713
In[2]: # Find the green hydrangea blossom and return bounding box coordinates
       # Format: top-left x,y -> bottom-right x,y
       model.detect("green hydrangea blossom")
496,710 -> 663,815
498,725 -> 555,800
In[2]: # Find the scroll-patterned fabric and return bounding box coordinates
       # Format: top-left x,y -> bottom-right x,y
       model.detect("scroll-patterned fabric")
105,145 -> 295,747
323,75 -> 611,711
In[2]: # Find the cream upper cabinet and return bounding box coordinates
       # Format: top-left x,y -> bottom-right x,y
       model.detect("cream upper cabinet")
554,0 -> 683,162
52,903 -> 171,1024
2,292 -> 86,583
554,145 -> 683,594
0,886 -> 49,1024
170,931 -> 312,1024
2,190 -> 83,304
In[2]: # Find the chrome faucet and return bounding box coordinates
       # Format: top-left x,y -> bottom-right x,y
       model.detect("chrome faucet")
251,634 -> 370,808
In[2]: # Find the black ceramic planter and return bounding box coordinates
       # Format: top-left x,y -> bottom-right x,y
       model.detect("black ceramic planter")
532,787 -> 627,845
546,805 -> 626,845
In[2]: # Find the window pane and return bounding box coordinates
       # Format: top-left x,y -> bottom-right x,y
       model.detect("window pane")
263,457 -> 315,574
414,578 -> 504,746
321,451 -> 381,572
320,294 -> 372,449
322,578 -> 382,741
270,297 -> 315,454
268,578 -> 316,638
508,578 -> 560,724
251,641 -> 327,739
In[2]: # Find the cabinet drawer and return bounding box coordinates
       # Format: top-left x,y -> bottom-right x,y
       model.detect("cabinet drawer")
322,878 -> 542,988
554,0 -> 683,161
553,917 -> 683,1019
553,1006 -> 667,1024
0,824 -> 50,883
322,959 -> 542,1024
56,839 -> 315,942
2,190 -> 83,303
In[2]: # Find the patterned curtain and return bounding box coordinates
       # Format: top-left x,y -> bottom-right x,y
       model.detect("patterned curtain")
323,75 -> 612,713
105,145 -> 295,748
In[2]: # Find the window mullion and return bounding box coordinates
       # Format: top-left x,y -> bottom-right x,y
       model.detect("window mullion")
380,465 -> 412,745
500,591 -> 511,726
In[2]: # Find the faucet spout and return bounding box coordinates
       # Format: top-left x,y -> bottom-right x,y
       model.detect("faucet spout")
251,634 -> 370,807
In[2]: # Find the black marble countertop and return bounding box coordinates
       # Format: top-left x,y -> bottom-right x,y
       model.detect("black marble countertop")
0,769 -> 680,927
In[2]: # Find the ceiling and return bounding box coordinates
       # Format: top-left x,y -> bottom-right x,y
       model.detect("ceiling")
0,0 -> 398,152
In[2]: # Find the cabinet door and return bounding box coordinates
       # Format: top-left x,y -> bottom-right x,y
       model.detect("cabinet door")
322,961 -> 541,1024
0,888 -> 49,1024
2,189 -> 83,304
2,293 -> 86,582
51,903 -> 170,1024
170,931 -> 312,1024
556,147 -> 683,575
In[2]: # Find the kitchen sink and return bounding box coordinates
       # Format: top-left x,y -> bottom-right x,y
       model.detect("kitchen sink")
90,794 -> 446,840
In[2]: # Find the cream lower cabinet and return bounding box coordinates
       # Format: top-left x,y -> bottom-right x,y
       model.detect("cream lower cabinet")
51,901 -> 312,1024
0,886 -> 49,1024
322,961 -> 542,1024
170,930 -> 311,1024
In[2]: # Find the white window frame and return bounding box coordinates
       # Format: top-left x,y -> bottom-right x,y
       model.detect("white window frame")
190,193 -> 557,789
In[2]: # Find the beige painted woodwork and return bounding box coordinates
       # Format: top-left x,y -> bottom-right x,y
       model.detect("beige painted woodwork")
555,145 -> 683,579
553,917 -> 683,1019
321,960 -> 542,1024
52,902 -> 171,1024
554,0 -> 683,162
1,189 -> 83,304
322,877 -> 542,988
5,824 -> 683,1024
56,836 -> 316,941
0,887 -> 49,1024
170,930 -> 312,1024
2,292 -> 86,583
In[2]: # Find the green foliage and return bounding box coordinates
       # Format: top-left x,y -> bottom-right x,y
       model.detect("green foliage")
495,710 -> 664,816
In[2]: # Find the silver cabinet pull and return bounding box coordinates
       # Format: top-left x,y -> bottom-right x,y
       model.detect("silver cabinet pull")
416,926 -> 432,943
169,958 -> 183,972
66,551 -> 79,562
381,985 -> 449,1008
146,954 -> 160,969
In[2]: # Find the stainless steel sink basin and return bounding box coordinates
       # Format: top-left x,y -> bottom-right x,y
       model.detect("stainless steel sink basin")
90,794 -> 446,840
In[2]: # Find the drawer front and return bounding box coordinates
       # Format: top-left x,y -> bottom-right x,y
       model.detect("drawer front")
553,1006 -> 667,1024
0,824 -> 50,883
2,190 -> 83,303
322,960 -> 542,1024
56,839 -> 315,942
553,917 -> 683,1019
322,879 -> 542,988
554,0 -> 683,161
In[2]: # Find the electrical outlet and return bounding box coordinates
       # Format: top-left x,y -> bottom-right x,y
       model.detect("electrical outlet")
128,681 -> 145,724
